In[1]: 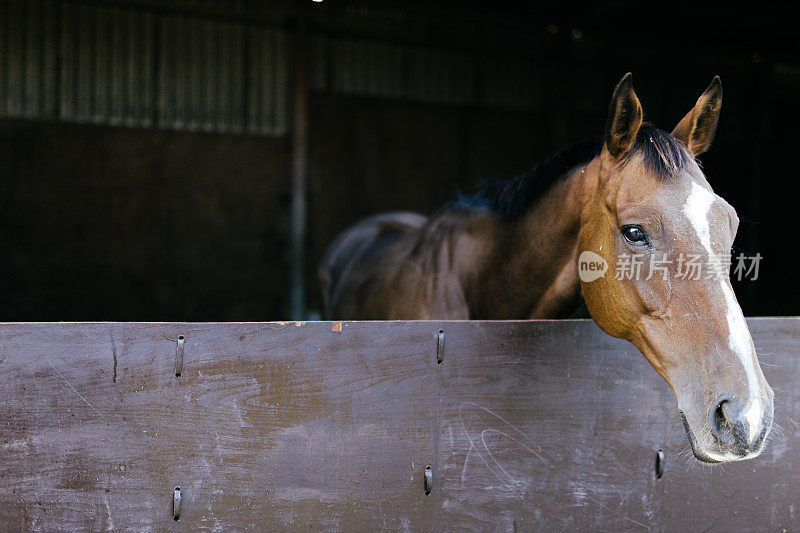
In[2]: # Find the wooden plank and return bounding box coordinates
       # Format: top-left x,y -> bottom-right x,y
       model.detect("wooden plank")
0,319 -> 798,530
0,322 -> 438,530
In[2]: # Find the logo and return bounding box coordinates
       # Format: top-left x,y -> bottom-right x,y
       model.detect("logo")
578,251 -> 608,282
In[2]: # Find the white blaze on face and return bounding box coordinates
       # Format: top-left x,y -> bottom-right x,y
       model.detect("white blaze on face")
683,181 -> 762,443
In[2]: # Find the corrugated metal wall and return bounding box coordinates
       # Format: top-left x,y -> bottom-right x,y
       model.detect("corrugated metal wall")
155,16 -> 289,134
1,0 -> 544,136
309,35 -> 542,110
0,0 -> 290,134
2,0 -> 59,119
58,3 -> 155,126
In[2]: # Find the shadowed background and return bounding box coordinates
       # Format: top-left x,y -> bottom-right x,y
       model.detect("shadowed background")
1,0 -> 798,320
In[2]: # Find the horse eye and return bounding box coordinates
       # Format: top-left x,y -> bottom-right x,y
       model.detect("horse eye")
621,225 -> 649,245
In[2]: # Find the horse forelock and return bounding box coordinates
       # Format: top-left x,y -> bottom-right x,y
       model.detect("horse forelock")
623,126 -> 694,179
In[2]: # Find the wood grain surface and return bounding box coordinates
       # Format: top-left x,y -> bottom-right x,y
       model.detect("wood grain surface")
1,319 -> 798,531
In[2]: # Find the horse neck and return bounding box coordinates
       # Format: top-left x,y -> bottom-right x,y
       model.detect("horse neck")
471,158 -> 598,318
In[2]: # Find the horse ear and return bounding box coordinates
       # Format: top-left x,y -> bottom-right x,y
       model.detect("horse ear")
672,76 -> 722,156
603,73 -> 643,159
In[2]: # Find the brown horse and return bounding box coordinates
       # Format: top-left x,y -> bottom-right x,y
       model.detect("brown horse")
320,74 -> 773,463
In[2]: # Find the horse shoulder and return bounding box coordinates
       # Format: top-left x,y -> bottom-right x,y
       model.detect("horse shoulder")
320,212 -> 427,319
403,208 -> 497,319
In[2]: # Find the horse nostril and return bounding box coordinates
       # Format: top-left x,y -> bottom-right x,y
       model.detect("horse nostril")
711,399 -> 734,443
714,401 -> 727,426
705,394 -> 769,454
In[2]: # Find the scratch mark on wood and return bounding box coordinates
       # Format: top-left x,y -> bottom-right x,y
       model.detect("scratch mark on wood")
46,358 -> 101,417
103,497 -> 115,530
461,442 -> 474,482
586,495 -> 651,531
459,401 -> 551,496
110,332 -> 117,384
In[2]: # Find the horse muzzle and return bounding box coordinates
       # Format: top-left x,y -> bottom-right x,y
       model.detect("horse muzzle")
680,388 -> 774,463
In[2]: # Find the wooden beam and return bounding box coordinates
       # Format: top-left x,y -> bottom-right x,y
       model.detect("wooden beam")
0,319 -> 798,529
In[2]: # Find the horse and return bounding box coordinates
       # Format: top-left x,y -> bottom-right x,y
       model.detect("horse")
319,73 -> 774,463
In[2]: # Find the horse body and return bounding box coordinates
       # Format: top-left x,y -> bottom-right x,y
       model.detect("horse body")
321,208 -> 493,319
320,73 -> 774,463
321,198 -> 587,320
321,149 -> 594,320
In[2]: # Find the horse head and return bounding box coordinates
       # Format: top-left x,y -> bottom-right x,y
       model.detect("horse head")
579,74 -> 773,462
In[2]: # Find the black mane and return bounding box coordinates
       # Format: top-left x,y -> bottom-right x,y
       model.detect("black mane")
466,126 -> 691,218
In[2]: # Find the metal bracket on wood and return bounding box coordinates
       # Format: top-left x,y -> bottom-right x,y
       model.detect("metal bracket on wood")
172,486 -> 181,520
655,449 -> 665,479
424,466 -> 433,495
436,330 -> 445,364
176,335 -> 185,378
